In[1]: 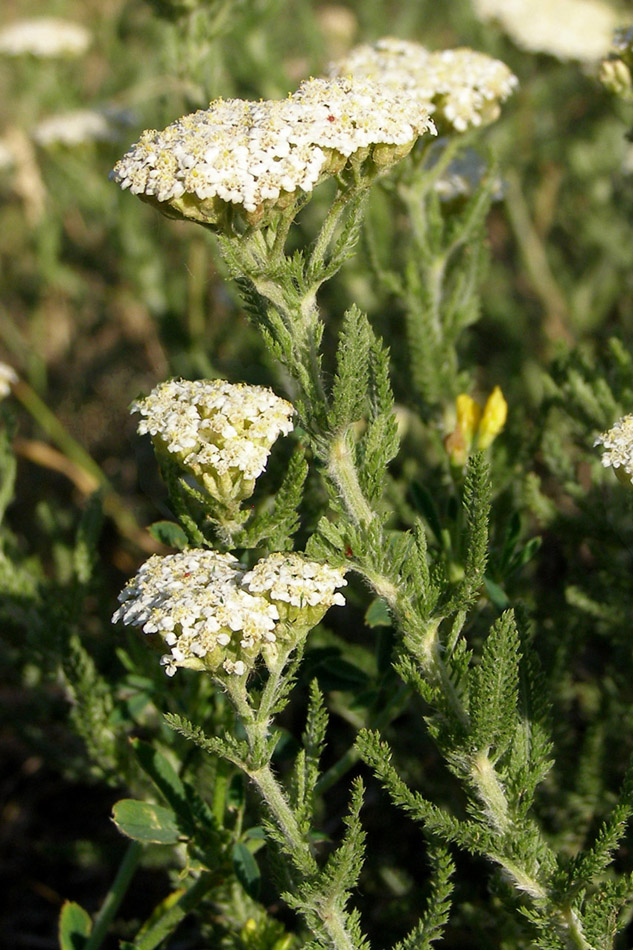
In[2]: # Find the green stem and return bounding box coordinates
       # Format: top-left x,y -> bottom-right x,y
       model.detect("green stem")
306,181 -> 365,280
132,871 -> 219,950
418,619 -> 469,730
84,841 -> 142,950
318,899 -> 358,950
503,170 -> 572,346
228,668 -> 361,950
469,749 -> 510,835
256,642 -> 296,724
248,760 -> 358,950
248,760 -> 317,872
560,906 -> 596,950
270,203 -> 299,267
327,432 -> 374,526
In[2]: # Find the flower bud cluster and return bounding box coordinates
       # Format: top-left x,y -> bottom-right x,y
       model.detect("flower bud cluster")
600,28 -> 633,99
112,549 -> 347,677
595,414 -> 633,485
132,378 -> 294,505
0,18 -> 91,58
472,0 -> 622,64
111,77 -> 436,227
329,38 -> 518,133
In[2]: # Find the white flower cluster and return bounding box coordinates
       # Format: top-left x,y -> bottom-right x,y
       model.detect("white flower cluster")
0,18 -> 91,58
243,552 -> 347,622
132,379 -> 294,500
471,0 -> 623,63
329,38 -> 518,133
33,110 -> 114,148
111,76 -> 436,223
0,362 -> 17,400
112,549 -> 347,676
594,415 -> 633,483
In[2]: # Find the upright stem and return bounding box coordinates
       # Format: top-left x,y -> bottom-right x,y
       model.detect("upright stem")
248,761 -> 316,871
418,619 -> 470,730
327,432 -> 374,526
307,181 -> 367,279
257,642 -> 295,724
503,170 -> 572,346
84,842 -> 142,950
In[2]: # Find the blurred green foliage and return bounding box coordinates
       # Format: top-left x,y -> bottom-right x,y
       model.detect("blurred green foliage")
4,0 -> 633,947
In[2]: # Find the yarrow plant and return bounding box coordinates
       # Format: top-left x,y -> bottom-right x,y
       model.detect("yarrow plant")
13,8 -> 633,950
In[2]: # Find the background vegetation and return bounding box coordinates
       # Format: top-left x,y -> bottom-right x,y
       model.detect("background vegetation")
3,0 -> 633,947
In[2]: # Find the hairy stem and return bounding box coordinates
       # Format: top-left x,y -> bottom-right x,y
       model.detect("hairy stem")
327,432 -> 374,526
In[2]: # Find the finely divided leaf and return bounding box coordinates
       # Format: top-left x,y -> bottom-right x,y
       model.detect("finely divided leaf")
470,611 -> 520,759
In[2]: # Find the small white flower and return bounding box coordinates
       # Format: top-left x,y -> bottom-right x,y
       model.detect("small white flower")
0,18 -> 91,58
223,658 -> 247,676
595,415 -> 633,482
0,362 -> 18,400
113,549 -> 279,677
243,552 -> 347,624
113,548 -> 346,677
471,0 -> 622,63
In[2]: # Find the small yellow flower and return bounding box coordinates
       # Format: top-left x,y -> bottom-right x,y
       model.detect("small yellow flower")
477,386 -> 508,450
457,394 -> 482,445
445,387 -> 507,466
445,394 -> 480,467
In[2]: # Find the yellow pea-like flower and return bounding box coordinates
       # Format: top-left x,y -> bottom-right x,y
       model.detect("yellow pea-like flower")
477,386 -> 508,450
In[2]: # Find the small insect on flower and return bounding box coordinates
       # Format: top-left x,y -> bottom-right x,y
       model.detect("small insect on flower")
111,77 -> 436,229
